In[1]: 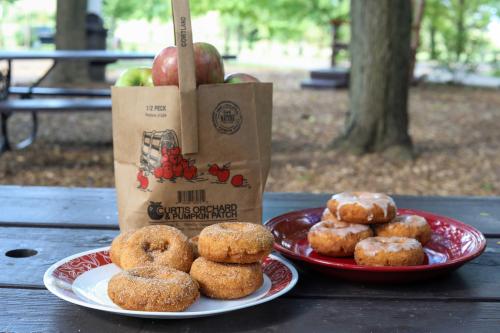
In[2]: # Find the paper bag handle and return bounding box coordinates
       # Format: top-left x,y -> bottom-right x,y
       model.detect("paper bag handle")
171,0 -> 198,154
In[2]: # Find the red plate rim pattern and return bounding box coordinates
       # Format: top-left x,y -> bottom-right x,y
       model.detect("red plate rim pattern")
51,249 -> 293,298
266,207 -> 487,273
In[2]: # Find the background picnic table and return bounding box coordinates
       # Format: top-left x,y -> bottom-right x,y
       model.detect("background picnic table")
1,186 -> 499,332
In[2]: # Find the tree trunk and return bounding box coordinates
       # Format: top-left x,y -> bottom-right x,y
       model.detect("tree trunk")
44,0 -> 90,85
430,23 -> 437,60
455,0 -> 465,62
409,0 -> 425,82
333,0 -> 413,159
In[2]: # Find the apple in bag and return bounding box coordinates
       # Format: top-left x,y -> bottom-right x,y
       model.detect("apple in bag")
115,67 -> 154,87
152,42 -> 225,86
225,73 -> 259,84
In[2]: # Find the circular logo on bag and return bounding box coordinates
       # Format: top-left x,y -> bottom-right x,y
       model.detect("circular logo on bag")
212,101 -> 242,135
147,201 -> 165,220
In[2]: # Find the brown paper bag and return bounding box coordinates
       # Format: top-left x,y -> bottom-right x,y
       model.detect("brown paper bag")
111,0 -> 272,237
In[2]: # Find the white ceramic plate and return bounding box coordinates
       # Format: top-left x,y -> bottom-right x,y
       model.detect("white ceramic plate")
44,247 -> 298,319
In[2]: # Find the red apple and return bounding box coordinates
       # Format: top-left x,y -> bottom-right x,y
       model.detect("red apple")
231,175 -> 243,187
208,163 -> 220,176
184,166 -> 197,180
153,167 -> 164,179
163,166 -> 174,180
217,168 -> 230,183
224,73 -> 259,84
152,42 -> 225,87
173,163 -> 184,177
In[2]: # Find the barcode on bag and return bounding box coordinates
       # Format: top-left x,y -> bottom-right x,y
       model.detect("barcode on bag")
177,190 -> 206,204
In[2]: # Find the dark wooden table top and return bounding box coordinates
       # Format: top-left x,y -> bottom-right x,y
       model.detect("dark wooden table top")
0,50 -> 156,61
1,185 -> 499,332
0,50 -> 236,61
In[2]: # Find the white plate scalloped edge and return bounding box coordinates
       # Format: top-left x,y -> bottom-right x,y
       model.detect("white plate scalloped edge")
43,247 -> 298,319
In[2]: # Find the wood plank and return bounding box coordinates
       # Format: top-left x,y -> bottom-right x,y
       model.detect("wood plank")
0,227 -> 118,288
1,226 -> 499,301
291,238 -> 500,301
0,50 -> 155,60
0,50 -> 235,61
0,186 -> 499,235
0,186 -> 118,229
264,193 -> 500,236
1,288 -> 499,333
0,98 -> 111,112
9,86 -> 111,97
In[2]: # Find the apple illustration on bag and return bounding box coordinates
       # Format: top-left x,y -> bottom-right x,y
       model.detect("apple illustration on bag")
152,42 -> 225,86
115,67 -> 154,87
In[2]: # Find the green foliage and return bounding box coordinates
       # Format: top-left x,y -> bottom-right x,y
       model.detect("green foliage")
102,0 -> 350,51
103,0 -> 171,24
193,0 -> 349,49
422,0 -> 499,64
101,0 -> 498,66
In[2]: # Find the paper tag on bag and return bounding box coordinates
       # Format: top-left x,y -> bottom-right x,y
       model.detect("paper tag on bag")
172,0 -> 198,154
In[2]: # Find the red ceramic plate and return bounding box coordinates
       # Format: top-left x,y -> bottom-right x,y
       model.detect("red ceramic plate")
265,208 -> 486,283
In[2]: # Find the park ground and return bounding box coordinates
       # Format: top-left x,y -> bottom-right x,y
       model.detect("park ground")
0,64 -> 499,196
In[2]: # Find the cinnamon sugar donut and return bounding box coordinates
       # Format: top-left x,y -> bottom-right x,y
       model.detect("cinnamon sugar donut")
354,236 -> 425,266
109,230 -> 134,268
108,266 -> 199,312
190,257 -> 263,299
189,235 -> 199,258
120,225 -> 193,272
308,219 -> 373,257
198,222 -> 274,264
374,214 -> 432,245
327,192 -> 397,224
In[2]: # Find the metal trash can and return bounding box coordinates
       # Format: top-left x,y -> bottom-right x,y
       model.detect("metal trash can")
86,13 -> 108,81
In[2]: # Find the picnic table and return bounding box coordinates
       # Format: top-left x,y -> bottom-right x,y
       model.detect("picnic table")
0,50 -> 237,155
0,186 -> 499,332
0,50 -> 155,154
0,50 -> 157,99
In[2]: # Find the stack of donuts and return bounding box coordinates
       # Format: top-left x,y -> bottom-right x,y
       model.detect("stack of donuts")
308,192 -> 432,266
191,222 -> 274,299
107,222 -> 273,312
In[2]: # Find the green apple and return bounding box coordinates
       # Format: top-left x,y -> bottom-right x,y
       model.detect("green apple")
115,67 -> 154,87
224,73 -> 259,84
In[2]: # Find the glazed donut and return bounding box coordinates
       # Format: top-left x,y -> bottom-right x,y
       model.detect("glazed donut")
108,266 -> 199,312
120,225 -> 193,272
189,235 -> 199,258
327,192 -> 397,224
374,214 -> 432,245
308,220 -> 373,257
109,230 -> 134,268
354,236 -> 425,266
198,222 -> 274,264
321,208 -> 335,221
190,257 -> 263,299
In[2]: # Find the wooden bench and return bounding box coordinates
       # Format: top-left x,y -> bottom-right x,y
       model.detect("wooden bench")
8,86 -> 110,97
0,98 -> 111,153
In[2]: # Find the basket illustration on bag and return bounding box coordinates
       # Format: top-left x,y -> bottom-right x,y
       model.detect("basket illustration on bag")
140,130 -> 179,172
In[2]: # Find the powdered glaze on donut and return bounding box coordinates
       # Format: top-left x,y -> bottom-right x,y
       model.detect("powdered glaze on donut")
311,220 -> 371,237
356,236 -> 421,257
374,214 -> 431,244
321,208 -> 335,221
308,220 -> 374,257
393,214 -> 428,227
331,192 -> 396,221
